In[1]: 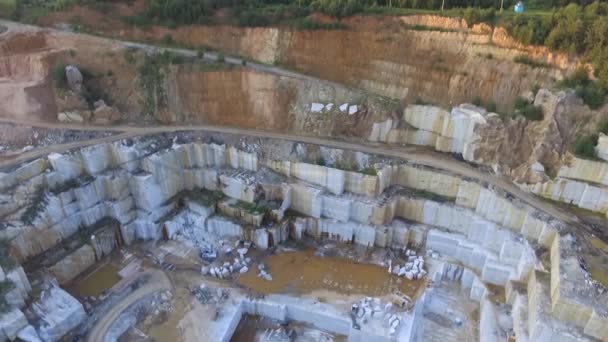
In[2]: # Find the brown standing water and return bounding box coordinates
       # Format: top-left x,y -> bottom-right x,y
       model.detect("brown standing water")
75,263 -> 121,297
238,250 -> 423,298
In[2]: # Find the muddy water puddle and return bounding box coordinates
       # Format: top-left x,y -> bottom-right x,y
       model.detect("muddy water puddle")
230,314 -> 347,342
238,250 -> 423,298
74,262 -> 121,297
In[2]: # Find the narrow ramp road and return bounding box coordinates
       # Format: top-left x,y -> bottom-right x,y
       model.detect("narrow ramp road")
86,269 -> 172,342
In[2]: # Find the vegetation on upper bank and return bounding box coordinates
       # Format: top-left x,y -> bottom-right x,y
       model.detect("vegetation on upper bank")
3,0 -> 607,108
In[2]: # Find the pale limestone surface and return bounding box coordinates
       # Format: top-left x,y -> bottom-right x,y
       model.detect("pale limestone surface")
595,133 -> 608,162
32,284 -> 86,342
49,244 -> 96,284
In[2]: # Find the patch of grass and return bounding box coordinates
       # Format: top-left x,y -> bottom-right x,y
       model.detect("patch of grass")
514,55 -> 550,68
236,201 -> 268,215
292,18 -> 347,30
402,24 -> 456,32
360,167 -> 377,176
409,188 -> 454,203
185,189 -> 225,207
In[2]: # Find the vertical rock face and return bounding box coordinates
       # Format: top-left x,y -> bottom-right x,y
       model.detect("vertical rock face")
32,283 -> 86,342
49,244 -> 96,285
596,133 -> 608,162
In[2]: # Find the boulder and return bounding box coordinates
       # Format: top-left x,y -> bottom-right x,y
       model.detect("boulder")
17,325 -> 42,342
93,103 -> 121,125
32,282 -> 86,342
311,103 -> 324,113
65,66 -> 83,94
57,111 -> 84,123
0,309 -> 28,340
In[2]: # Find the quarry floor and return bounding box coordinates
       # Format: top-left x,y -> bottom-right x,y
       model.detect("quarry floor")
70,239 -> 427,341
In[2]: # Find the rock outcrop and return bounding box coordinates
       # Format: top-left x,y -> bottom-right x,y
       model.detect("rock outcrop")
64,65 -> 82,94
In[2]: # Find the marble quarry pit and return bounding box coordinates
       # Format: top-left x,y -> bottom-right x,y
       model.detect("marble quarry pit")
0,132 -> 606,342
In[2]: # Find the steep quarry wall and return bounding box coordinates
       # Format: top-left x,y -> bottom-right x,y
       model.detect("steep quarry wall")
37,11 -> 573,110
1,26 -> 394,139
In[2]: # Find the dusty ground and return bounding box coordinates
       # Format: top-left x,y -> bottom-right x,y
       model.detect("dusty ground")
237,249 -> 423,298
68,237 -> 421,341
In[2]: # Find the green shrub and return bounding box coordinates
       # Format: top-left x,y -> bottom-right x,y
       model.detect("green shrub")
514,97 -> 543,121
217,52 -> 225,63
514,55 -> 550,68
472,96 -> 482,106
572,134 -> 599,158
123,15 -> 152,28
241,59 -> 247,66
486,101 -> 497,113
463,7 -> 495,27
560,69 -> 607,109
51,63 -> 67,89
169,53 -> 183,64
360,167 -> 377,176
